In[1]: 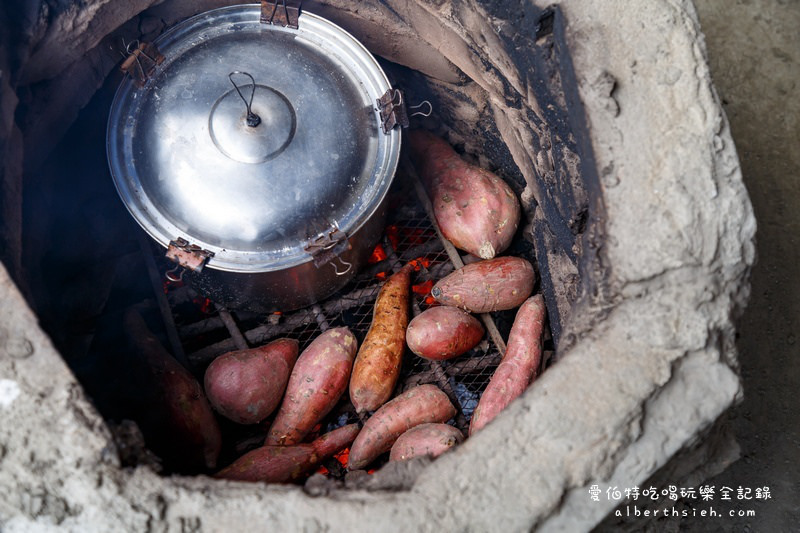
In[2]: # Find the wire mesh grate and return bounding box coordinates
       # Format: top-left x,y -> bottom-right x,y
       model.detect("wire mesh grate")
167,174 -> 505,439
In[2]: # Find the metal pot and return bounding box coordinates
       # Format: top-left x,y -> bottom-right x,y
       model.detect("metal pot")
107,3 -> 406,312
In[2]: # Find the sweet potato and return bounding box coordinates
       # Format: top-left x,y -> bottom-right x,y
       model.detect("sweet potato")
266,328 -> 357,445
431,256 -> 535,313
216,423 -> 359,482
204,338 -> 298,425
409,130 -> 520,259
469,295 -> 546,435
123,309 -> 221,471
349,264 -> 413,414
389,423 -> 464,462
348,384 -> 456,470
406,306 -> 484,361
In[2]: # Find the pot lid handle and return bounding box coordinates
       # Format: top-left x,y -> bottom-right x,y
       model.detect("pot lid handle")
228,72 -> 262,128
261,0 -> 301,29
209,72 -> 297,164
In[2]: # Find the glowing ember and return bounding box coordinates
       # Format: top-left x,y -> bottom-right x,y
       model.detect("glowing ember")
409,257 -> 432,271
162,277 -> 183,293
368,244 -> 388,263
385,225 -> 400,250
315,447 -> 349,477
192,297 -> 213,314
402,227 -> 433,246
334,447 -> 350,467
412,279 -> 434,296
375,271 -> 388,281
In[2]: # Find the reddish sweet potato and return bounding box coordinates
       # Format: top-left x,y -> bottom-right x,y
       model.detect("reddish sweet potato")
350,264 -> 413,414
216,423 -> 359,482
469,295 -> 546,435
124,309 -> 221,471
204,338 -> 298,425
389,423 -> 464,462
406,306 -> 484,361
266,328 -> 357,445
431,256 -> 534,313
348,384 -> 456,470
409,130 -> 520,259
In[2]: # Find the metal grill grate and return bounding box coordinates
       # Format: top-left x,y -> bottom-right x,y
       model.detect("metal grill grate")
159,169 -> 506,437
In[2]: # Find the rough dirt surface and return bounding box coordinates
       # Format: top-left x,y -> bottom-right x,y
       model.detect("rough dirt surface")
685,1 -> 800,530
0,0 -> 762,531
601,3 -> 800,529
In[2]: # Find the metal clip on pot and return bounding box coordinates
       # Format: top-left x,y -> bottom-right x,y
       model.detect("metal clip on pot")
261,0 -> 301,29
377,89 -> 433,133
165,238 -> 215,281
408,100 -> 433,118
120,40 -> 164,88
378,89 -> 409,134
304,225 -> 353,276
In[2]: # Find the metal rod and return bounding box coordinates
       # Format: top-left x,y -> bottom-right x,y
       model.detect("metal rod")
179,316 -> 224,338
217,306 -> 249,351
189,309 -> 313,365
404,158 -> 508,356
430,361 -> 468,432
401,372 -> 438,390
400,351 -> 503,390
181,238 -> 450,344
311,304 -> 330,332
381,235 -> 404,274
541,350 -> 554,375
400,258 -> 469,431
445,352 -> 502,376
136,232 -> 190,370
188,282 -> 385,365
176,301 -> 259,338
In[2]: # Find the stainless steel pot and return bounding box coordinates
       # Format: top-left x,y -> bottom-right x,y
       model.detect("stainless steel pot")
107,3 -> 404,312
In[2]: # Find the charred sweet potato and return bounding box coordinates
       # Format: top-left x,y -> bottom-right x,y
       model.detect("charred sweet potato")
348,384 -> 456,470
431,256 -> 534,313
204,338 -> 298,425
406,306 -> 484,361
216,423 -> 359,482
350,264 -> 413,414
409,130 -> 520,259
469,295 -> 546,435
389,423 -> 464,462
266,328 -> 357,446
123,309 -> 221,471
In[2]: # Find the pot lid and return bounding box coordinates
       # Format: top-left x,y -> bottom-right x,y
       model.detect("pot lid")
107,5 -> 400,272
